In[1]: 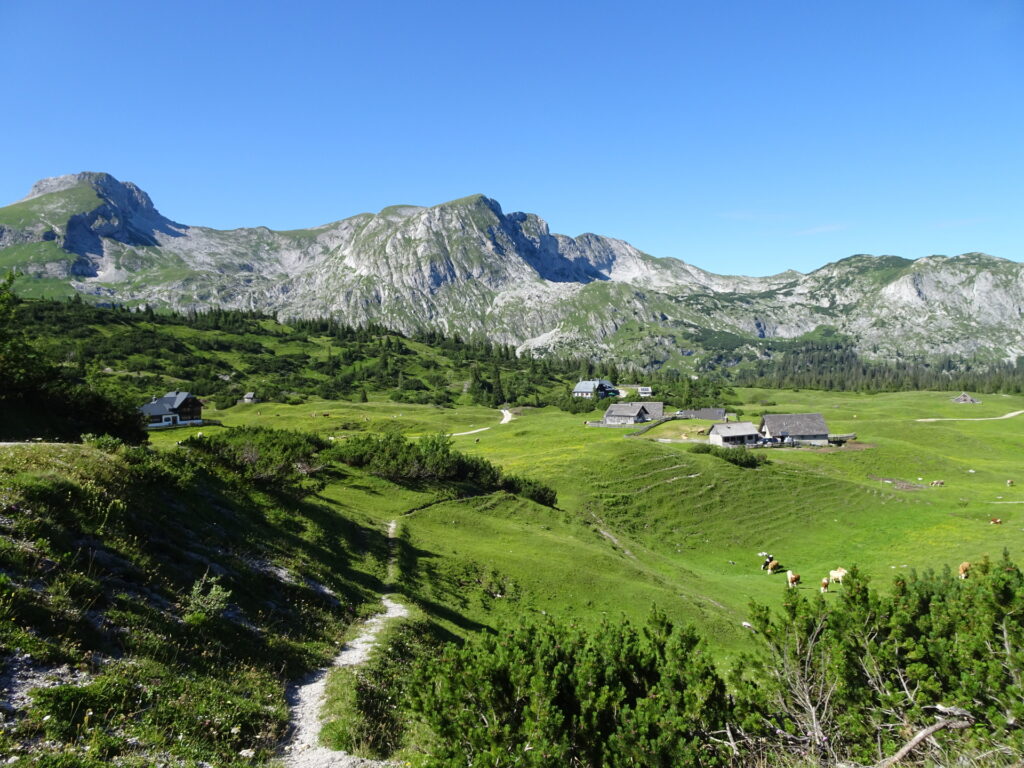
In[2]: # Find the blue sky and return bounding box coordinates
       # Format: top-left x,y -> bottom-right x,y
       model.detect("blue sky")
1,0 -> 1021,275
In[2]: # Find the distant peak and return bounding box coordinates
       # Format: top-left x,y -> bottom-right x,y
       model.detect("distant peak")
20,171 -> 159,216
435,194 -> 504,216
376,204 -> 425,221
20,172 -> 113,202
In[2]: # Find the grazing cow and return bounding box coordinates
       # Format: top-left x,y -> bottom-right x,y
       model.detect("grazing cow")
820,577 -> 829,593
787,570 -> 801,589
766,559 -> 780,574
930,480 -> 945,487
829,567 -> 848,584
990,517 -> 1003,525
1008,479 -> 1015,487
760,554 -> 775,571
958,561 -> 971,579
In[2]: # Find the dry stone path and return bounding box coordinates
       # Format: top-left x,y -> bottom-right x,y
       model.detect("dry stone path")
916,409 -> 1024,423
279,521 -> 408,768
449,408 -> 514,436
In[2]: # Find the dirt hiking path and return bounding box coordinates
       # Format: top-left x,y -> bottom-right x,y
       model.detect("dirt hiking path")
280,521 -> 408,767
917,410 -> 1024,423
449,408 -> 514,436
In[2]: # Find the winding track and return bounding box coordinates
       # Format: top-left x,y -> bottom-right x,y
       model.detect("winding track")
280,521 -> 408,768
449,408 -> 514,436
916,410 -> 1024,423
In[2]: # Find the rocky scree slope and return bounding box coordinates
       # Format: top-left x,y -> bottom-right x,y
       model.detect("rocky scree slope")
2,172 -> 1022,363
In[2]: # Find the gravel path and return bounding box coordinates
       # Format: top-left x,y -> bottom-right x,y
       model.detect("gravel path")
279,520 -> 408,768
917,410 -> 1024,423
449,408 -> 514,436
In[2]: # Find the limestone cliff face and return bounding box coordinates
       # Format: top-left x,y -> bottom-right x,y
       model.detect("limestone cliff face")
2,172 -> 1023,363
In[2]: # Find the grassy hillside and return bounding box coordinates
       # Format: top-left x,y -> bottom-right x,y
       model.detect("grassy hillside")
0,435 -> 390,765
147,387 -> 1024,659
5,291 -> 1024,765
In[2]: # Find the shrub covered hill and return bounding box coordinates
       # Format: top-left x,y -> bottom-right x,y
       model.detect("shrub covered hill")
4,281 -> 1024,766
4,292 -> 730,423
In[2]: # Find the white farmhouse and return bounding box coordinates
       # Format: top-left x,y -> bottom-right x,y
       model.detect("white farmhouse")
708,422 -> 760,447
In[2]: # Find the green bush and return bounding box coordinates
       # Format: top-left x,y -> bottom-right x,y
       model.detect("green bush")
688,443 -> 767,468
182,573 -> 232,624
329,432 -> 556,506
182,427 -> 326,496
407,609 -> 732,767
738,553 -> 1024,763
322,618 -> 444,758
81,433 -> 124,453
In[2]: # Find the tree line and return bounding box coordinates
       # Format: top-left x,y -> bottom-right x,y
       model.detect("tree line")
730,340 -> 1024,394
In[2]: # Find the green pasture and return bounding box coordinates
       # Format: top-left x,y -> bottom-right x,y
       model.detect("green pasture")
146,399 -> 506,449
146,388 -> 1024,660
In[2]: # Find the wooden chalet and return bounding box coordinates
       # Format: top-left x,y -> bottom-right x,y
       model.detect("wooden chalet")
140,391 -> 203,428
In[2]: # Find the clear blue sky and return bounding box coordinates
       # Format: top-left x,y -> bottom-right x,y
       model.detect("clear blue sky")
2,1 -> 1021,275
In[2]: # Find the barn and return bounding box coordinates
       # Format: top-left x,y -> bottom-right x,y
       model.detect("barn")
603,403 -> 653,426
760,413 -> 829,446
675,407 -> 726,421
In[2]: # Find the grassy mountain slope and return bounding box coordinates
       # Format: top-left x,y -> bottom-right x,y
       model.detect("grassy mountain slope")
4,316 -> 1024,764
148,387 -> 1024,659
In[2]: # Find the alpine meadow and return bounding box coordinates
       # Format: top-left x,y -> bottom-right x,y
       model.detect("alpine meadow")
1,164 -> 1023,767
4,2 -> 1024,762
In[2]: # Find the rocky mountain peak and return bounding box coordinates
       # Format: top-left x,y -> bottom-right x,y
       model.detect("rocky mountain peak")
20,172 -> 161,220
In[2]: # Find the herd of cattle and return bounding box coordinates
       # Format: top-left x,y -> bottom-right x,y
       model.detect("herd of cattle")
755,552 -> 975,591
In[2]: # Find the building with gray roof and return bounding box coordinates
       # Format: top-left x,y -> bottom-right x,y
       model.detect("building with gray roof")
675,407 -> 726,421
708,422 -> 760,446
572,379 -> 616,399
759,413 -> 829,445
139,391 -> 203,428
603,402 -> 654,425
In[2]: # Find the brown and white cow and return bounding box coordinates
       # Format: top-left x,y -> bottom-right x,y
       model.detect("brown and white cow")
787,570 -> 801,588
958,561 -> 971,579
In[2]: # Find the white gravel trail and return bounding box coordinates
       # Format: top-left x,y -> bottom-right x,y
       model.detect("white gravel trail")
916,409 -> 1024,423
279,521 -> 408,768
449,408 -> 514,436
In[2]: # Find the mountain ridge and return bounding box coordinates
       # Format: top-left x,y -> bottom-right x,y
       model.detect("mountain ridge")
2,172 -> 1022,366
